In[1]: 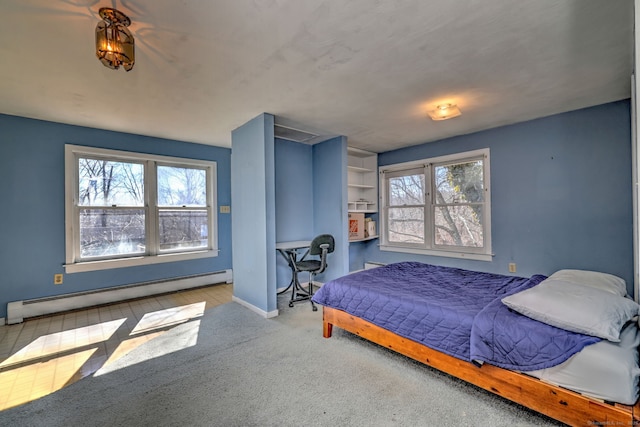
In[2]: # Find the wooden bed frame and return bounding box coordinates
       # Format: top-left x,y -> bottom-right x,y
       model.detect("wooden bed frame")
322,306 -> 640,427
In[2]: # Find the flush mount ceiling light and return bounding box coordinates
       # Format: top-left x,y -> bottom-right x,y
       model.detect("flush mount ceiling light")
428,104 -> 462,121
95,7 -> 135,71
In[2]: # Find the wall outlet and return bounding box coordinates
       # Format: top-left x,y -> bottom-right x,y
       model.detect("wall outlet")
220,205 -> 231,213
508,263 -> 517,273
54,274 -> 63,285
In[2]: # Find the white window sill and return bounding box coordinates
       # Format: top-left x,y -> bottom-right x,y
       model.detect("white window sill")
64,249 -> 219,273
379,245 -> 493,262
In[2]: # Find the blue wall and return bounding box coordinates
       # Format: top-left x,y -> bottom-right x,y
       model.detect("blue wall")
274,136 -> 349,289
275,139 -> 314,242
0,114 -> 233,318
274,138 -> 314,289
231,113 -> 277,314
2,100 -> 631,317
362,100 -> 633,294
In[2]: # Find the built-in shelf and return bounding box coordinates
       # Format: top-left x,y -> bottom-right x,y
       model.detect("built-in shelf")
349,235 -> 379,243
348,165 -> 373,173
348,147 -> 378,244
348,200 -> 376,212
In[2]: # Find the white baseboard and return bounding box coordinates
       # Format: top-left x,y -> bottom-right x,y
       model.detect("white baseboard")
364,262 -> 386,269
232,296 -> 279,318
7,269 -> 233,324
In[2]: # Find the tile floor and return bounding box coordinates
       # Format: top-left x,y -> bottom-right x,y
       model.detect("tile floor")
0,283 -> 233,411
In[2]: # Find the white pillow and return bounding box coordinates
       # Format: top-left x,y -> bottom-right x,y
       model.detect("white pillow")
547,269 -> 627,296
501,279 -> 639,342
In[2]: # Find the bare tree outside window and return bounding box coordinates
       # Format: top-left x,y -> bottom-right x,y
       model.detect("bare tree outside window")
157,166 -> 209,251
66,145 -> 218,271
381,149 -> 490,258
388,173 -> 425,244
157,166 -> 206,206
78,158 -> 145,258
433,160 -> 484,248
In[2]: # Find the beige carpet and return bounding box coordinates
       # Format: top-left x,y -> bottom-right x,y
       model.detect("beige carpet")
0,300 -> 563,426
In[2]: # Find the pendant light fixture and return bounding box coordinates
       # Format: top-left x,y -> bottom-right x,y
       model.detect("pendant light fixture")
95,7 -> 135,71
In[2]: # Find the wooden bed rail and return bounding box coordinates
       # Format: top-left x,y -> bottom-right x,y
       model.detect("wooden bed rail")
322,306 -> 640,427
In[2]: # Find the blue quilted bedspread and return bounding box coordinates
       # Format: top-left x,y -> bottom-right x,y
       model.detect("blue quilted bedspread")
470,275 -> 600,370
312,262 -> 599,370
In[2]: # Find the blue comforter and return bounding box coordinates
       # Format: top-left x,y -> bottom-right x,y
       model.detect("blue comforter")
312,262 -> 599,370
470,275 -> 600,370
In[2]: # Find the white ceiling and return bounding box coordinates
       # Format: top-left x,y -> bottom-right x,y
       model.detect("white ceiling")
0,0 -> 633,153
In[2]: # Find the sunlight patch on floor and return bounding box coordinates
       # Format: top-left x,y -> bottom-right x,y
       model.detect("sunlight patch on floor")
130,301 -> 205,335
97,319 -> 201,376
0,283 -> 232,411
0,319 -> 125,368
0,348 -> 97,410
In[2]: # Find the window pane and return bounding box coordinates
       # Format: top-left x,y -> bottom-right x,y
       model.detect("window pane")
434,160 -> 484,204
388,207 -> 424,244
158,209 -> 208,251
434,205 -> 483,247
78,158 -> 144,206
389,174 -> 424,206
157,166 -> 207,207
79,209 -> 145,258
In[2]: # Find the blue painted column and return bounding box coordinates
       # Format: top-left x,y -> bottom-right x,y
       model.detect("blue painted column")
231,113 -> 277,316
312,136 -> 349,282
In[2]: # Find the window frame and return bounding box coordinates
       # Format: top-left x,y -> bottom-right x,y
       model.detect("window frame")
65,144 -> 218,273
379,148 -> 492,261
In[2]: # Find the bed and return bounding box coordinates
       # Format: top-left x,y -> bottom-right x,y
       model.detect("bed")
311,262 -> 640,427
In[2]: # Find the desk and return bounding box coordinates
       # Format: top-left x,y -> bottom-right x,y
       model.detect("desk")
276,240 -> 312,307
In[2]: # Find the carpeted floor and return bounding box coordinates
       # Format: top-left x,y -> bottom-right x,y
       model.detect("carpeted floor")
0,299 -> 564,426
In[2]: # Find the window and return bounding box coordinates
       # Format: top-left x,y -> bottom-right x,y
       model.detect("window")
65,145 -> 218,272
380,149 -> 491,261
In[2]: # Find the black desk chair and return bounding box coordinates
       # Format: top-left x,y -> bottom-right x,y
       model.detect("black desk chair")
290,234 -> 335,311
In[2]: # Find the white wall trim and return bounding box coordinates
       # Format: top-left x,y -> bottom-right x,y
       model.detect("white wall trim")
64,144 -> 219,272
7,269 -> 232,324
380,245 -> 493,262
378,148 -> 492,260
232,296 -> 279,318
64,250 -> 220,273
364,262 -> 386,269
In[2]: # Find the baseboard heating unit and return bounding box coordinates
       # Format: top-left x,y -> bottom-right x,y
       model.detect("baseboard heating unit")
6,269 -> 232,325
